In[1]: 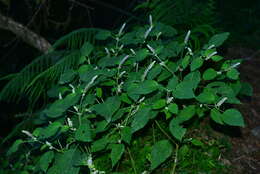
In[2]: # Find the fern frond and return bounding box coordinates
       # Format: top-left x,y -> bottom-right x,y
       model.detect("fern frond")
0,27 -> 109,105
51,28 -> 111,50
0,50 -> 69,103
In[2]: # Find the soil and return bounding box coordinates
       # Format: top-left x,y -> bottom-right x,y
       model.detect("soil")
226,47 -> 260,174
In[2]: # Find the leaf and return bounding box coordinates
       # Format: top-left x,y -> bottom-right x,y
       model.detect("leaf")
95,30 -> 111,40
191,139 -> 204,147
181,55 -> 190,70
121,126 -> 132,144
134,49 -> 149,62
38,122 -> 62,139
120,93 -> 132,104
227,69 -> 239,80
152,99 -> 166,109
96,88 -> 103,98
91,137 -> 108,152
210,109 -> 224,125
168,103 -> 178,114
39,151 -> 54,172
75,120 -> 92,142
176,105 -> 196,124
196,91 -> 216,104
95,120 -> 109,133
135,80 -> 159,95
110,144 -> 125,167
151,140 -> 173,170
59,70 -> 76,84
166,75 -> 179,90
183,71 -> 201,89
211,55 -> 223,62
47,148 -> 81,174
239,82 -> 253,96
173,81 -> 195,99
131,107 -> 151,133
147,64 -> 162,80
92,96 -> 121,122
127,80 -> 159,100
208,32 -> 230,47
221,109 -> 245,127
112,108 -> 128,122
80,42 -> 94,57
190,57 -> 203,71
44,93 -> 80,118
169,121 -> 186,141
7,139 -> 23,155
203,68 -> 217,80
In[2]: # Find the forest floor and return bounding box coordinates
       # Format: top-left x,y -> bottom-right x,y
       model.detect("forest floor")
226,47 -> 260,174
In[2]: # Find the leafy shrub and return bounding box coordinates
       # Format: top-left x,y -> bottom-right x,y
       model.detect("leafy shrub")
2,16 -> 252,174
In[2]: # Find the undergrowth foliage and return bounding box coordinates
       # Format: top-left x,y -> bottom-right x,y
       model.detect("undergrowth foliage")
3,17 -> 252,174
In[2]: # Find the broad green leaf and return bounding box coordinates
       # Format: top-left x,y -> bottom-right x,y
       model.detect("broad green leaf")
210,109 -> 224,125
203,68 -> 217,80
91,137 -> 108,152
196,91 -> 216,104
157,70 -> 172,82
127,80 -> 159,100
152,23 -> 177,37
168,103 -> 178,114
39,151 -> 54,172
75,120 -> 92,142
111,144 -> 125,167
239,82 -> 253,96
191,139 -> 204,147
169,121 -> 186,141
134,49 -> 149,62
95,120 -> 109,133
45,93 -> 80,118
173,81 -> 195,99
7,139 -> 23,155
82,94 -> 96,106
147,64 -> 162,80
177,105 -> 196,124
151,140 -> 173,170
121,126 -> 132,144
211,55 -> 223,62
190,57 -> 203,71
131,107 -> 151,133
230,81 -> 242,95
181,55 -> 190,70
120,93 -> 132,104
208,32 -> 230,47
221,109 -> 245,127
166,75 -> 179,90
95,30 -> 111,40
112,108 -> 128,122
80,42 -> 94,57
92,96 -> 121,122
47,148 -> 81,174
183,71 -> 201,89
96,88 -> 103,98
135,80 -> 159,95
59,70 -> 76,84
38,122 -> 62,139
227,69 -> 239,80
152,99 -> 166,109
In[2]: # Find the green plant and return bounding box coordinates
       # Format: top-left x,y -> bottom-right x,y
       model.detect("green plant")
0,28 -> 111,106
134,0 -> 219,50
2,17 -> 252,174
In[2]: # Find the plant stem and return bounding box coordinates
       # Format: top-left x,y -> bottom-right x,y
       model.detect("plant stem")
127,147 -> 137,174
155,120 -> 175,144
171,144 -> 179,174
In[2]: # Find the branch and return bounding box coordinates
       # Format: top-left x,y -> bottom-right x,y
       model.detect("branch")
0,13 -> 51,53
